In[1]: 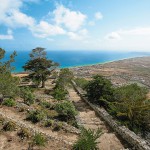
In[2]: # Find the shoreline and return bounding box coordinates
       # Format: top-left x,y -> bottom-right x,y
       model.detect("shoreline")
12,56 -> 150,74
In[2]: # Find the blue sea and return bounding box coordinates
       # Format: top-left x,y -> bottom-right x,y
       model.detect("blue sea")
3,50 -> 150,73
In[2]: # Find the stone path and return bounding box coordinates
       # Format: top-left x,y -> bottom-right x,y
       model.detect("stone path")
68,88 -> 126,150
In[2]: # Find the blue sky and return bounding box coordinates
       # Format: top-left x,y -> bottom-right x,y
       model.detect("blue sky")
0,0 -> 150,51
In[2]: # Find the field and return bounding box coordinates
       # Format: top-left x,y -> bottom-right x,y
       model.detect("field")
71,56 -> 150,88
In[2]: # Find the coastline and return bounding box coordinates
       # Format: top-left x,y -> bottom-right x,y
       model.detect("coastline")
12,56 -> 150,74
67,55 -> 150,69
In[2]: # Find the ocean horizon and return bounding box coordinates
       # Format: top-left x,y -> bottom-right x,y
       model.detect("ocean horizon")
3,50 -> 150,73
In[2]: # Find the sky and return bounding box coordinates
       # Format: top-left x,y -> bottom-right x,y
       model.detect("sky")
0,0 -> 150,52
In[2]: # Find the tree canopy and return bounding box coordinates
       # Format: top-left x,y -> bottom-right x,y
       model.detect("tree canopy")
85,75 -> 114,106
0,48 -> 19,98
23,47 -> 59,88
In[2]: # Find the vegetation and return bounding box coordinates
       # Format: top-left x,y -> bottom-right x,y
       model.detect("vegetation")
0,48 -> 19,98
44,119 -> 54,127
20,87 -> 35,105
73,128 -> 102,150
58,68 -> 74,86
82,75 -> 150,136
39,101 -> 52,109
23,47 -> 59,88
17,128 -> 30,140
2,98 -> 16,107
109,84 -> 150,135
52,86 -> 68,100
85,75 -> 114,106
3,121 -> 16,131
74,77 -> 88,89
27,110 -> 46,123
32,133 -> 47,147
55,101 -> 77,121
52,122 -> 63,131
52,68 -> 73,100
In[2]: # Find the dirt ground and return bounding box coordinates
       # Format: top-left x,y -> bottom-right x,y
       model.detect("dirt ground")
68,88 -> 127,150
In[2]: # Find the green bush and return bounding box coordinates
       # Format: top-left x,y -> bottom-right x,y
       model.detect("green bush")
2,98 -> 16,107
55,101 -> 77,120
20,87 -> 35,105
18,128 -> 30,139
74,78 -> 88,89
44,119 -> 54,127
39,101 -> 51,109
73,128 -> 102,150
3,121 -> 16,131
52,122 -> 63,131
109,84 -> 150,135
27,110 -> 46,123
85,75 -> 114,106
57,68 -> 74,86
52,87 -> 68,100
32,133 -> 47,147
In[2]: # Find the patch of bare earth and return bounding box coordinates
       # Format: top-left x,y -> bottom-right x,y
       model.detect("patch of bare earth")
0,106 -> 77,150
68,88 -> 126,150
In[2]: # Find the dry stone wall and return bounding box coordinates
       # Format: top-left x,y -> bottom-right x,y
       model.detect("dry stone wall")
71,81 -> 150,150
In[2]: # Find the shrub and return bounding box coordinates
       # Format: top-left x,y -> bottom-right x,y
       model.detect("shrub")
57,68 -> 74,86
39,101 -> 51,109
85,75 -> 114,106
74,78 -> 88,89
44,119 -> 54,127
27,110 -> 46,123
2,98 -> 16,107
52,122 -> 63,131
52,87 -> 68,101
3,121 -> 16,131
55,101 -> 77,120
73,128 -> 102,150
109,84 -> 150,135
47,110 -> 59,118
32,133 -> 47,147
20,87 -> 35,105
18,128 -> 30,140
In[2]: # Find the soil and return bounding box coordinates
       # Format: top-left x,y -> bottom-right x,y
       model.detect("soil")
68,88 -> 126,150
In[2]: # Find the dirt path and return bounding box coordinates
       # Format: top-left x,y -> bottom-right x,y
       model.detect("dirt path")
68,88 -> 126,150
0,107 -> 78,150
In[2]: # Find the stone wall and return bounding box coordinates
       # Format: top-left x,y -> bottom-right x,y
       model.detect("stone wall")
71,81 -> 150,150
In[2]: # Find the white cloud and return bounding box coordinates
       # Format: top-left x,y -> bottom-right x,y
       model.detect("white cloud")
105,27 -> 150,40
47,38 -> 54,42
0,0 -> 35,28
53,4 -> 87,31
117,27 -> 150,35
105,32 -> 121,40
0,29 -> 14,40
67,29 -> 88,40
95,12 -> 103,20
0,1 -> 89,41
30,21 -> 66,38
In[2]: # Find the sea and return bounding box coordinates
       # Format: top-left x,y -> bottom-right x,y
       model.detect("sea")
2,50 -> 150,73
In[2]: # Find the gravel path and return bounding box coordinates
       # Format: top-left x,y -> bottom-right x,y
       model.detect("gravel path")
68,88 -> 125,150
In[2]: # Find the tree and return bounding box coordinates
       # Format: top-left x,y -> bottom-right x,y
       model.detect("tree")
85,75 -> 114,106
0,48 -> 19,98
56,68 -> 74,87
109,84 -> 150,135
23,47 -> 59,88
